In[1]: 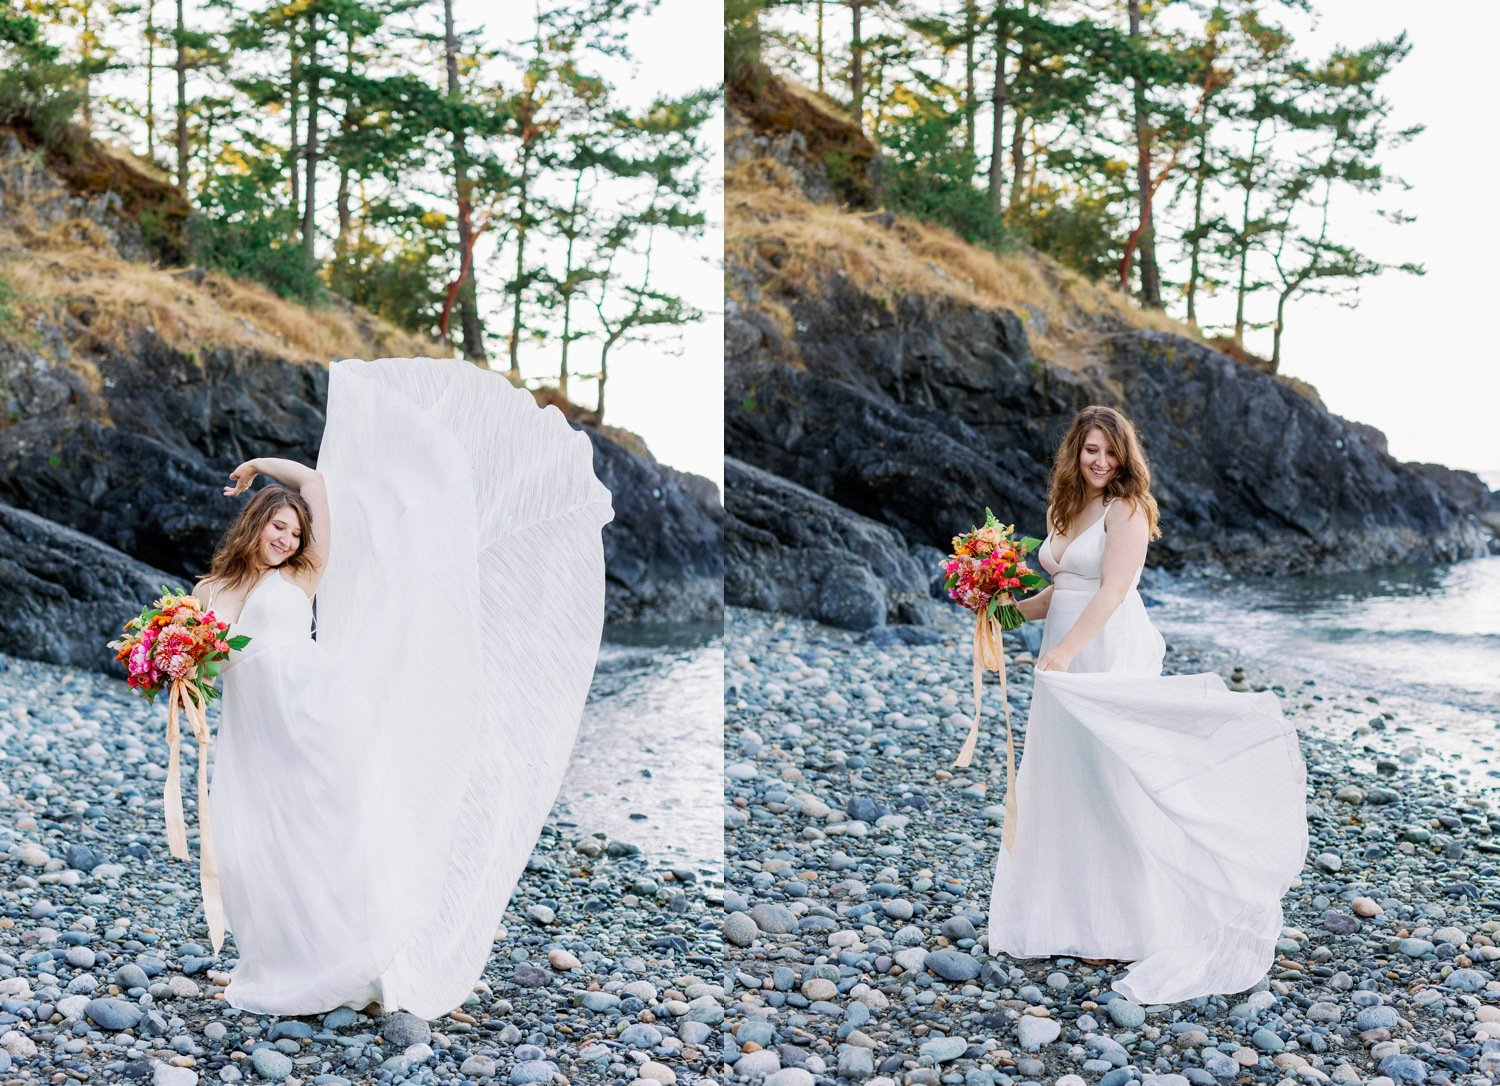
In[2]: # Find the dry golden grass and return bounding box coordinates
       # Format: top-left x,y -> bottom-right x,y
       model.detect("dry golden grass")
0,130 -> 440,371
1,242 -> 435,367
727,152 -> 1201,370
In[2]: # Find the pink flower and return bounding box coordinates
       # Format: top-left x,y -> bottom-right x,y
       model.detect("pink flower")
164,653 -> 193,681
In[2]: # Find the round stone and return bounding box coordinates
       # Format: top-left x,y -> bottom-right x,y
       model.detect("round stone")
1107,999 -> 1146,1029
85,997 -> 142,1031
249,1049 -> 293,1081
459,1055 -> 496,1079
1355,1006 -> 1399,1031
735,1049 -> 781,1077
619,1023 -> 663,1048
380,1011 -> 431,1047
1016,1015 -> 1061,1051
1445,969 -> 1487,992
638,1062 -> 676,1085
801,977 -> 837,1001
749,903 -> 797,935
724,911 -> 758,947
924,949 -> 980,982
765,1071 -> 815,1086
918,1036 -> 968,1062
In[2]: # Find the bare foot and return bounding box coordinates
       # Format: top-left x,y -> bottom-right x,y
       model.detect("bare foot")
1080,957 -> 1118,966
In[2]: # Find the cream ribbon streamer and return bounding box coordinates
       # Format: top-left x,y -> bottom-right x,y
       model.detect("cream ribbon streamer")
953,607 -> 1019,853
164,680 -> 225,953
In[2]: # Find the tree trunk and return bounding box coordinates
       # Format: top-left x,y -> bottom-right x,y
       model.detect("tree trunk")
444,0 -> 487,362
174,0 -> 187,192
986,17 -> 1009,215
1008,1 -> 1029,210
508,141 -> 532,382
595,339 -> 612,424
1185,102 -> 1211,326
816,0 -> 826,94
558,174 -> 584,400
1127,0 -> 1162,308
850,0 -> 864,130
289,40 -> 301,231
301,13 -> 321,270
146,0 -> 156,162
1233,121 -> 1262,345
334,35 -> 353,267
80,0 -> 94,128
962,0 -> 976,164
1271,288 -> 1288,370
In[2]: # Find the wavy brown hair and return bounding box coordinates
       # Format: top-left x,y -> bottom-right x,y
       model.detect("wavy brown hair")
1047,405 -> 1161,540
202,485 -> 317,590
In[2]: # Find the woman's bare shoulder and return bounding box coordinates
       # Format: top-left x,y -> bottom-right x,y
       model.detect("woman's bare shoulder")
1106,495 -> 1150,531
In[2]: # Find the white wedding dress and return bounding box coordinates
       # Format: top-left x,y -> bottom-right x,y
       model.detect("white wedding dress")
207,357 -> 613,1018
987,501 -> 1307,1004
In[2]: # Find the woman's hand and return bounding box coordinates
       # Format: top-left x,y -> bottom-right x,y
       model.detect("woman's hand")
1036,646 -> 1076,673
224,460 -> 260,497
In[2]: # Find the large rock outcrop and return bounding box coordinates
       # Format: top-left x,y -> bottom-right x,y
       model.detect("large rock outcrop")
726,457 -> 936,630
0,500 -> 171,672
726,275 -> 1493,576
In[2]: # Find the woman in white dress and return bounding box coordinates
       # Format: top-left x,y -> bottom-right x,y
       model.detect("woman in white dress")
987,405 -> 1307,1005
190,356 -> 614,1019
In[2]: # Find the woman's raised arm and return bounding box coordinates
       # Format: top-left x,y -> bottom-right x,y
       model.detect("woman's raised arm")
225,458 -> 331,576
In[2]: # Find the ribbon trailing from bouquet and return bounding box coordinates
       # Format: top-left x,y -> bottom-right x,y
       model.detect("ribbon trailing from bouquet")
163,679 -> 225,953
953,607 -> 1019,853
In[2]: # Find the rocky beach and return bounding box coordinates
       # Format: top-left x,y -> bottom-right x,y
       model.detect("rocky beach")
0,651 -> 728,1086
722,604 -> 1500,1086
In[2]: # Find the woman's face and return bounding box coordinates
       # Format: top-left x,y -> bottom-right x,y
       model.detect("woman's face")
257,505 -> 303,568
1078,427 -> 1119,491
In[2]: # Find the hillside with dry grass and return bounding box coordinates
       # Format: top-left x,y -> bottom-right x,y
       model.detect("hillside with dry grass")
723,69 -> 1493,605
0,124 -> 435,387
726,75 -> 1222,379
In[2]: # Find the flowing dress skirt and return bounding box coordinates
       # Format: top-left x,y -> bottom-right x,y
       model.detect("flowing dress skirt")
211,357 -> 613,1017
987,582 -> 1308,1004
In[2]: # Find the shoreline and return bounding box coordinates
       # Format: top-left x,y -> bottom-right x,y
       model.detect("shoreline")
723,605 -> 1500,1085
0,651 -> 726,1086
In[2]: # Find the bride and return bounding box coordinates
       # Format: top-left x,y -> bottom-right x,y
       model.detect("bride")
190,356 -> 613,1018
987,405 -> 1308,1005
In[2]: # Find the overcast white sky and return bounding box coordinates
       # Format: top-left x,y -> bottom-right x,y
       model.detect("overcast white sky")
473,0 -> 723,491
1195,2 -> 1500,478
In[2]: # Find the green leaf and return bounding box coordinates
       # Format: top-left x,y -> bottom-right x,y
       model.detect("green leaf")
227,635 -> 251,650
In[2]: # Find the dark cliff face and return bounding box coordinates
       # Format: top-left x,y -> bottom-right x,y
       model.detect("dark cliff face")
725,270 -> 1494,580
0,338 -> 723,671
0,334 -> 329,576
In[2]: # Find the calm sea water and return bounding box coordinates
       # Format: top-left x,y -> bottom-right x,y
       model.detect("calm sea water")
1145,473 -> 1500,793
554,624 -> 722,874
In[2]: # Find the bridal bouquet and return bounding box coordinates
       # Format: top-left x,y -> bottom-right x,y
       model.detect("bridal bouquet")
943,510 -> 1045,852
109,588 -> 249,704
108,588 -> 244,953
943,509 -> 1047,630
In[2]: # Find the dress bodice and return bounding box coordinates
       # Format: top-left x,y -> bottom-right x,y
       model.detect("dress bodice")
1038,502 -> 1112,589
213,573 -> 313,667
